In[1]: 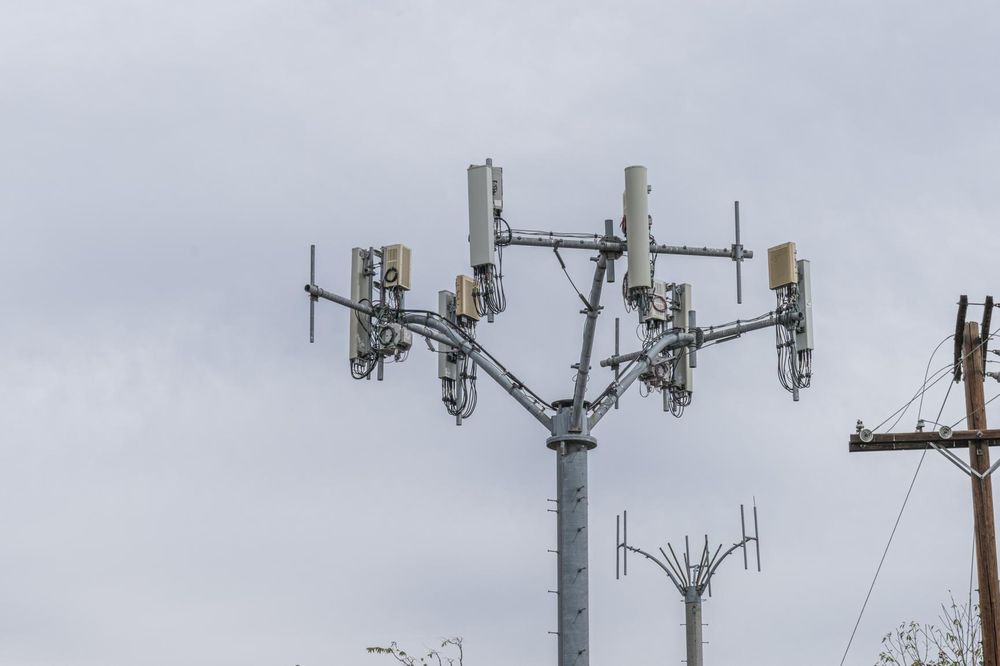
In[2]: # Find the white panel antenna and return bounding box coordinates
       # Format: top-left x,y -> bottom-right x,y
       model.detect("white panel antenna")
438,290 -> 458,380
349,247 -> 373,362
467,158 -> 507,318
672,283 -> 694,393
382,243 -> 412,291
468,164 -> 496,269
795,259 -> 814,352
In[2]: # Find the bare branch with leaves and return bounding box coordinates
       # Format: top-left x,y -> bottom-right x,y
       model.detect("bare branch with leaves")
877,592 -> 981,666
367,637 -> 463,666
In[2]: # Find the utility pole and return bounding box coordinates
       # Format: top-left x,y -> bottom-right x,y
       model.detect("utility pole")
963,318 -> 1000,665
615,506 -> 760,665
849,296 -> 999,665
306,161 -> 814,666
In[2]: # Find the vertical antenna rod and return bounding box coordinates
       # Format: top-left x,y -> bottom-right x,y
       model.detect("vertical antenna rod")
734,201 -> 743,305
616,513 -> 620,580
309,244 -> 316,343
741,504 -> 748,570
753,499 -> 761,572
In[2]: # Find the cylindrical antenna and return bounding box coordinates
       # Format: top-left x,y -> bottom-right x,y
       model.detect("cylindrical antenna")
624,166 -> 651,290
740,504 -> 748,570
309,244 -> 316,343
734,201 -> 743,304
753,501 -> 761,572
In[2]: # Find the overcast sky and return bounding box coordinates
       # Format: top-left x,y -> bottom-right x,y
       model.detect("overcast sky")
2,1 -> 999,665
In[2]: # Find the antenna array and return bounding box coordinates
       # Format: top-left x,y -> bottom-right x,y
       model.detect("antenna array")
303,159 -> 814,666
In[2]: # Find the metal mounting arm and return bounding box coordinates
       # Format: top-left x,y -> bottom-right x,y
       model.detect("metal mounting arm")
503,231 -> 753,260
598,310 -> 803,369
623,545 -> 686,594
304,284 -> 553,430
702,536 -> 757,588
570,254 -> 608,432
701,311 -> 802,344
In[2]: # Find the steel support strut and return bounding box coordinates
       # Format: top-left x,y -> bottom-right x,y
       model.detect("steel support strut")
570,254 -> 607,432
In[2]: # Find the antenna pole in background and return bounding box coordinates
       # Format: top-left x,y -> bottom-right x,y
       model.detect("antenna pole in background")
615,504 -> 761,665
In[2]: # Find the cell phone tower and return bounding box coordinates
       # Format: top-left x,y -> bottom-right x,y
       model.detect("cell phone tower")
615,505 -> 761,666
304,160 -> 814,666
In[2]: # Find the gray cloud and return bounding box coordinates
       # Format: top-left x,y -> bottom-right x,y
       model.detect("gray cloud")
2,1 -> 999,664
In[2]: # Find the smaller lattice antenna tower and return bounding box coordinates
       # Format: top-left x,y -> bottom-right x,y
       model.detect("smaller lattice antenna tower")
615,503 -> 760,666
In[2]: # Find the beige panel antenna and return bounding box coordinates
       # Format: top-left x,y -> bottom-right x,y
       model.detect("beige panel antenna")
456,275 -> 480,320
767,242 -> 797,290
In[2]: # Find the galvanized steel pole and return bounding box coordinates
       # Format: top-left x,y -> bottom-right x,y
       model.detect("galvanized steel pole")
549,401 -> 597,666
684,588 -> 704,666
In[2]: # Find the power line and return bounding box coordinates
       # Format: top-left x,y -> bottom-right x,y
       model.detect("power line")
950,391 -> 1000,430
872,329 -> 1000,433
838,447 -> 928,666
840,373 -> 960,665
916,335 -> 956,423
842,327 -> 999,665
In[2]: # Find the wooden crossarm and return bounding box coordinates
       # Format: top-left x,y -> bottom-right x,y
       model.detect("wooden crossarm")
849,428 -> 1000,452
